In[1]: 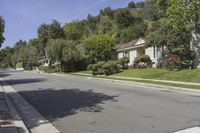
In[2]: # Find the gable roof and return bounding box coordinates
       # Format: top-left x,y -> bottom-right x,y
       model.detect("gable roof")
114,38 -> 146,51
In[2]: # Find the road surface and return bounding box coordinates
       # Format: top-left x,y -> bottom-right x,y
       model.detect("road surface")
1,70 -> 200,133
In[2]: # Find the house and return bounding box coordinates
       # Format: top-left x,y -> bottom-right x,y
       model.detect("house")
114,38 -> 165,67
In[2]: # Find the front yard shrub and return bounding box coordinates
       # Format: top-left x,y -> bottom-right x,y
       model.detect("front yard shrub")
38,66 -> 60,73
88,60 -> 122,76
171,48 -> 196,69
117,57 -> 129,69
135,55 -> 151,63
87,64 -> 93,70
164,54 -> 181,71
134,55 -> 151,68
97,61 -> 106,75
102,61 -> 121,75
92,64 -> 99,75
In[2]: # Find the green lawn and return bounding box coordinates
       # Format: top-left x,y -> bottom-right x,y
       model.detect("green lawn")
112,68 -> 200,83
72,73 -> 200,90
76,68 -> 200,83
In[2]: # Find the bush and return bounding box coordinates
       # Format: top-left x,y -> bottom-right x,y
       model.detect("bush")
97,61 -> 106,75
38,66 -> 59,73
117,57 -> 129,69
92,64 -> 99,75
134,55 -> 151,68
102,61 -> 121,75
171,48 -> 196,69
16,62 -> 27,69
87,64 -> 93,70
164,54 -> 181,71
88,60 -> 122,76
135,55 -> 151,64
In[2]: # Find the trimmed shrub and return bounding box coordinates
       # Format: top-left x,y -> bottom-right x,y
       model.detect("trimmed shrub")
102,61 -> 121,75
97,61 -> 106,75
117,57 -> 129,69
38,66 -> 59,73
88,60 -> 122,76
87,64 -> 93,70
92,64 -> 99,75
135,55 -> 151,64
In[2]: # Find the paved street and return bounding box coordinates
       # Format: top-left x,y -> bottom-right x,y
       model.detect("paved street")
1,70 -> 200,133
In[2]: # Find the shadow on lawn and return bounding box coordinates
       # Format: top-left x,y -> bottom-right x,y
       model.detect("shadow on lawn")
19,88 -> 118,122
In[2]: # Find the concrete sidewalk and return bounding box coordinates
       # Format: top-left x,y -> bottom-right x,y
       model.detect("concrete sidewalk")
0,84 -> 29,133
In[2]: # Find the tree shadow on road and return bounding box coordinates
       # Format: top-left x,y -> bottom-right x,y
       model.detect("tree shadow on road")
19,88 -> 118,122
2,78 -> 47,85
0,71 -> 11,78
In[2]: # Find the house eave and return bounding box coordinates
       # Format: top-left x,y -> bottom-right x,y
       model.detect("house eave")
116,44 -> 144,52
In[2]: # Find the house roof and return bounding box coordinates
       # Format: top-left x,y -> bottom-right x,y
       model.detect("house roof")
114,38 -> 146,51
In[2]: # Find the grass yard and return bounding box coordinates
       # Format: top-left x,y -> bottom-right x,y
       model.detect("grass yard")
76,68 -> 200,83
112,68 -> 200,83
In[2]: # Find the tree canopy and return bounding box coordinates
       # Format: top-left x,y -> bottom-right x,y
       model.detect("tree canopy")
0,17 -> 5,47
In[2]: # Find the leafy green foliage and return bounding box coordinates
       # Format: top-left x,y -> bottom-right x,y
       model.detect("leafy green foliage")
83,35 -> 114,61
114,9 -> 135,28
117,57 -> 129,69
142,0 -> 160,21
96,15 -> 117,35
135,55 -> 151,64
128,1 -> 136,8
63,21 -> 88,42
100,7 -> 114,18
0,17 -> 5,47
115,24 -> 146,43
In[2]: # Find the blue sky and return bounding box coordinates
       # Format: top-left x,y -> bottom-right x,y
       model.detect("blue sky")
0,0 -> 142,47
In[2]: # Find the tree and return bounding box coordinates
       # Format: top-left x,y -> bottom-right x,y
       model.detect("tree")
62,41 -> 83,72
38,24 -> 49,44
86,14 -> 98,35
63,21 -> 88,42
46,39 -> 67,67
100,7 -> 114,18
142,0 -> 160,20
146,24 -> 191,51
96,15 -> 117,35
0,17 -> 5,47
114,9 -> 135,28
115,23 -> 146,43
135,1 -> 145,8
156,0 -> 168,16
83,35 -> 114,61
128,2 -> 136,8
48,20 -> 64,39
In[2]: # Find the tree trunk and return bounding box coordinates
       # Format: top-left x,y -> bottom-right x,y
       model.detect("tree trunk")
192,31 -> 200,68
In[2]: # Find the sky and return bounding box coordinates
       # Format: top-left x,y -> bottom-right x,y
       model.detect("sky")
0,0 -> 142,47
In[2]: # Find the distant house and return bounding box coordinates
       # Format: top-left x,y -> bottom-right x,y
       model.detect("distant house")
114,38 -> 165,67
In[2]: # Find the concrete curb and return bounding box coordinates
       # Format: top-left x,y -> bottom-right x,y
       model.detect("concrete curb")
0,78 -> 60,133
0,79 -> 30,133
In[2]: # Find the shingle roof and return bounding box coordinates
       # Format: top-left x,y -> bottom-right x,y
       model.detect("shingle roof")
114,38 -> 145,50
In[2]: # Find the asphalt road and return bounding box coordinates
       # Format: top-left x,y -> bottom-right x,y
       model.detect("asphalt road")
1,70 -> 200,133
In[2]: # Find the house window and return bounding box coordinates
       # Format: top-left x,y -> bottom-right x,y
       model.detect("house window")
123,51 -> 129,57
